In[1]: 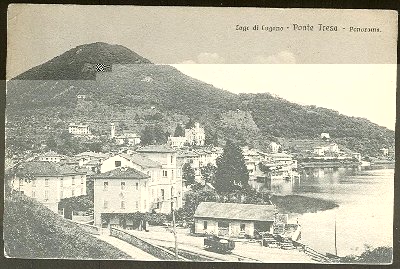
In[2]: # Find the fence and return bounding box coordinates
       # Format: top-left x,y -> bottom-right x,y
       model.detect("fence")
110,227 -> 187,261
292,241 -> 334,263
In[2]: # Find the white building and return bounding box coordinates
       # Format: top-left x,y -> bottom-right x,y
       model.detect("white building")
136,145 -> 183,212
321,133 -> 330,140
12,161 -> 87,213
69,123 -> 91,135
270,142 -> 281,154
93,167 -> 151,228
185,122 -> 205,146
167,136 -> 187,148
36,151 -> 65,163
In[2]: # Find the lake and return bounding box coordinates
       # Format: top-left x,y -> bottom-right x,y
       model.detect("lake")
276,166 -> 394,257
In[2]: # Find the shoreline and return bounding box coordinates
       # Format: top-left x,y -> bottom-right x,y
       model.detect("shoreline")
271,194 -> 339,215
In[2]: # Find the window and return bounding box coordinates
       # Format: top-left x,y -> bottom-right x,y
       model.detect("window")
135,201 -> 139,210
115,161 -> 121,167
32,191 -> 36,198
171,156 -> 173,164
204,221 -> 208,230
240,224 -> 246,231
81,177 -> 84,184
32,179 -> 36,187
72,190 -> 75,196
121,182 -> 126,190
44,190 -> 49,200
60,178 -> 63,187
72,177 -> 75,185
104,182 -> 108,190
161,189 -> 165,200
44,178 -> 49,187
135,182 -> 139,190
104,200 -> 108,209
60,190 -> 63,199
121,201 -> 125,209
144,182 -> 147,188
81,188 -> 83,195
162,170 -> 168,177
144,200 -> 146,209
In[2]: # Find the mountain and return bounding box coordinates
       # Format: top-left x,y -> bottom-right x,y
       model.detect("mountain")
6,42 -> 394,156
13,42 -> 151,80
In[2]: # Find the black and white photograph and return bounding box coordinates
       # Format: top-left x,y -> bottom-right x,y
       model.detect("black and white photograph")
4,4 -> 397,264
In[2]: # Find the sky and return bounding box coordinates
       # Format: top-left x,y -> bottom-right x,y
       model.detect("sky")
7,5 -> 397,130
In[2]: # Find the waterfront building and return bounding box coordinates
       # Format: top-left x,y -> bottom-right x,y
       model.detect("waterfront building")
194,202 -> 275,237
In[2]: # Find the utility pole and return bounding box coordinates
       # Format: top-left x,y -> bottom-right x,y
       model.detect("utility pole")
334,215 -> 337,256
171,197 -> 178,259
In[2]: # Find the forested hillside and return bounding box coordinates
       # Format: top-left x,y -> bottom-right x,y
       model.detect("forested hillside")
6,42 -> 394,157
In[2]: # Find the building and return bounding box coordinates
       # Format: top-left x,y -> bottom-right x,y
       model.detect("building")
136,145 -> 183,212
185,122 -> 205,146
13,161 -> 87,213
320,133 -> 330,140
381,148 -> 389,156
269,142 -> 281,154
68,123 -> 91,136
110,123 -> 116,139
194,202 -> 275,237
114,133 -> 141,146
77,94 -> 86,100
93,167 -> 151,228
167,136 -> 187,148
36,151 -> 65,163
110,123 -> 141,145
313,143 -> 339,156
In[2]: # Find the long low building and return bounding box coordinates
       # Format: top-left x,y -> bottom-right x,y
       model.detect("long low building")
194,202 -> 276,238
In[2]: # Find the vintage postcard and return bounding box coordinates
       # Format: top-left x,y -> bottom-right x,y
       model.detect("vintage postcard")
4,4 -> 397,264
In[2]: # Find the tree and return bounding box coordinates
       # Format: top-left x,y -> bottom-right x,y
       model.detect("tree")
200,163 -> 217,185
182,163 -> 196,187
174,124 -> 185,137
341,245 -> 392,264
179,189 -> 218,221
140,125 -> 168,146
214,140 -> 249,193
185,118 -> 195,129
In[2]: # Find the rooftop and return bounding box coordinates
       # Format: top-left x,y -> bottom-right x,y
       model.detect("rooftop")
194,202 -> 275,222
120,153 -> 162,168
39,151 -> 64,158
75,151 -> 109,158
15,161 -> 86,176
92,167 -> 150,179
136,145 -> 176,153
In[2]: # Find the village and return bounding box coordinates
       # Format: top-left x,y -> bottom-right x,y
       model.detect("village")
6,106 -> 389,262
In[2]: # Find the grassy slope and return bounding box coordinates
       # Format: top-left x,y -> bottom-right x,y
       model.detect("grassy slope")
4,193 -> 130,259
